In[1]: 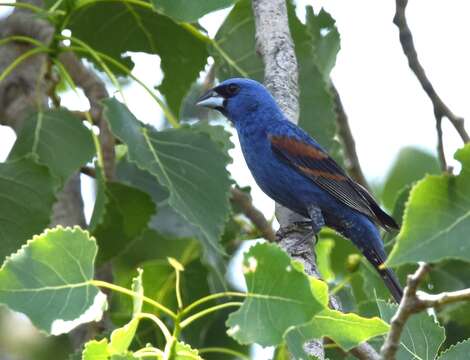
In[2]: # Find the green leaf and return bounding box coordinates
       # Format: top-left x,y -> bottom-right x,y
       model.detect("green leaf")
115,158 -> 196,239
377,300 -> 445,360
438,339 -> 470,360
83,339 -> 109,360
359,260 -> 390,301
226,243 -> 323,346
174,341 -> 202,360
381,147 -> 440,210
316,238 -> 335,282
213,0 -> 263,80
92,182 -> 156,263
108,318 -> 140,355
191,121 -> 234,155
89,165 -> 107,231
131,268 -> 144,316
0,226 -> 104,335
288,3 -> 338,154
285,308 -> 388,356
151,0 -> 234,22
0,157 -> 57,262
388,144 -> 470,266
8,109 -> 95,184
108,270 -> 143,355
69,2 -> 208,117
285,274 -> 388,356
305,7 -> 340,78
104,99 -> 231,276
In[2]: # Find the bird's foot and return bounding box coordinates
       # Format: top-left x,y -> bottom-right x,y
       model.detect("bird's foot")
308,205 -> 325,235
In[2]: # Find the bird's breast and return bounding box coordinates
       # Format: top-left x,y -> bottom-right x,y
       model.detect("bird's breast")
237,128 -> 310,215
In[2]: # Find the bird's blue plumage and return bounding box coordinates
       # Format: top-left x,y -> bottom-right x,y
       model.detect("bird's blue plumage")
197,78 -> 402,302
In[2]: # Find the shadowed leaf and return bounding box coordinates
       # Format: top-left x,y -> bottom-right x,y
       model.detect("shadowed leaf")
0,227 -> 104,334
151,0 -> 234,22
69,2 -> 208,117
378,300 -> 445,360
388,144 -> 470,266
8,109 -> 94,185
0,158 -> 57,263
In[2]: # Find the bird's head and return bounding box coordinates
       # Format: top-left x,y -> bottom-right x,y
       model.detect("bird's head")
196,78 -> 278,123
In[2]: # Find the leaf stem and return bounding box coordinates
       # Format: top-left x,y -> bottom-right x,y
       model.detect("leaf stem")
330,275 -> 352,296
134,346 -> 164,359
75,0 -> 153,11
198,347 -> 250,360
61,45 -> 179,127
137,312 -> 172,342
90,279 -> 177,319
0,47 -> 51,83
175,269 -> 183,310
181,291 -> 246,316
56,35 -> 125,102
0,1 -> 49,14
179,302 -> 242,329
0,35 -> 47,48
85,111 -> 105,172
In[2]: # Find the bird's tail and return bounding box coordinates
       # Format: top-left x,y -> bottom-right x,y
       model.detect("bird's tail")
363,247 -> 403,303
378,264 -> 403,303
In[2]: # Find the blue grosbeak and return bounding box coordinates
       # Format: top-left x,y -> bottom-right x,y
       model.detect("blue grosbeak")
197,78 -> 402,302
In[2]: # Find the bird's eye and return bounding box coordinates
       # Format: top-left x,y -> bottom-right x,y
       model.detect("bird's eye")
227,84 -> 239,95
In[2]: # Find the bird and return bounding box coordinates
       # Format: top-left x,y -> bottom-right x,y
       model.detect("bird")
196,78 -> 403,303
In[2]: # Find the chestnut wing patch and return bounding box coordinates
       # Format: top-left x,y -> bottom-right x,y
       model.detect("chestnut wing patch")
269,134 -> 398,230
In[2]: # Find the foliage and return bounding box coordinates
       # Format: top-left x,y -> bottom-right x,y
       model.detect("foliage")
388,144 -> 470,266
0,0 -> 469,359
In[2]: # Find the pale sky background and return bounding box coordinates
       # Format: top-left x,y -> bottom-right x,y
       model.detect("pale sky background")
0,1 -> 469,358
0,0 -> 469,217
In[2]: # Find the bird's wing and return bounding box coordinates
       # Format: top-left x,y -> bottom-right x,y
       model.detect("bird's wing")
268,134 -> 399,230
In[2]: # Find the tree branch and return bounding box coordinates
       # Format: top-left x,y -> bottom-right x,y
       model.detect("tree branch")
230,188 -> 276,242
330,83 -> 370,190
380,263 -> 470,359
59,52 -> 115,179
394,0 -> 469,167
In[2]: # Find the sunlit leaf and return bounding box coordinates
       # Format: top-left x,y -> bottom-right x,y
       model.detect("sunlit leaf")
82,339 -> 109,360
174,341 -> 202,360
226,243 -> 323,346
285,277 -> 389,356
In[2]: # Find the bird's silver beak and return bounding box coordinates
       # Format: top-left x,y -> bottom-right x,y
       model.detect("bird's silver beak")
196,90 -> 224,109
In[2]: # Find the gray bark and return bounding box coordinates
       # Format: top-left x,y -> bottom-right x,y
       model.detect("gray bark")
0,0 -> 87,230
251,0 -> 324,358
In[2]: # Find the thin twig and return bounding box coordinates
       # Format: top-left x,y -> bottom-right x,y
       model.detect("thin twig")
230,188 -> 276,242
349,343 -> 380,360
435,117 -> 447,171
330,83 -> 370,190
394,0 -> 469,169
380,263 -> 431,359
